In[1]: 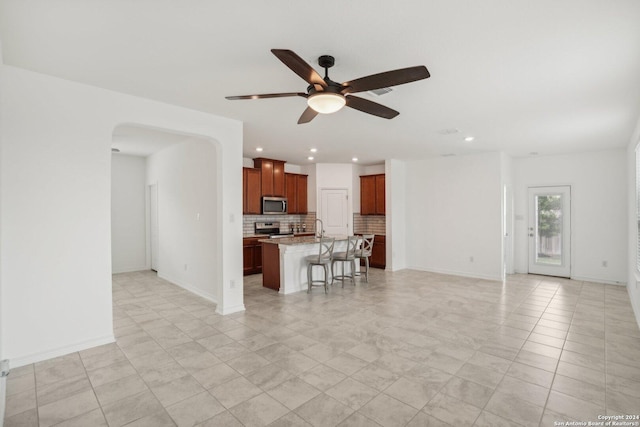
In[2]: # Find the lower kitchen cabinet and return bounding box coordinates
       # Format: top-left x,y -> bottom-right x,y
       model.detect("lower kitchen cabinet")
370,235 -> 386,269
358,234 -> 386,269
243,237 -> 262,275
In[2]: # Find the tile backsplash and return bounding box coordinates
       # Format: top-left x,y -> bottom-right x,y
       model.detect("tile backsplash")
243,212 -> 317,235
353,213 -> 386,235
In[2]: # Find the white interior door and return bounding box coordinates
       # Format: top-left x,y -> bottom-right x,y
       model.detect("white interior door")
149,184 -> 159,272
320,188 -> 349,236
528,186 -> 571,277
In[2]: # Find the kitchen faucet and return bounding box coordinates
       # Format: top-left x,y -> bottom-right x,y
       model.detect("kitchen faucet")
315,218 -> 325,238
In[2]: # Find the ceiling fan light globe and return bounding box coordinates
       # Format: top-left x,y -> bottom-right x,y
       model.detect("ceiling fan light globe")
307,92 -> 346,114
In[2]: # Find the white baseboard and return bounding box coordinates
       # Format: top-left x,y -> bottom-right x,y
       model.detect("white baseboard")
570,275 -> 627,286
8,334 -> 115,368
407,265 -> 503,282
112,265 -> 148,274
158,272 -> 218,305
216,303 -> 246,316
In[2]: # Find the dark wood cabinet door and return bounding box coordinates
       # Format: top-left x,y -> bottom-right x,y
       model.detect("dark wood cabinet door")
370,235 -> 386,268
273,161 -> 285,197
375,174 -> 386,215
242,168 -> 248,214
285,173 -> 297,214
360,175 -> 376,215
243,238 -> 263,275
255,244 -> 263,270
243,244 -> 254,275
259,160 -> 274,196
243,168 -> 261,214
297,175 -> 308,214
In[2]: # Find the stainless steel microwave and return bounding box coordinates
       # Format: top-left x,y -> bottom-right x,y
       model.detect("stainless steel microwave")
262,196 -> 288,215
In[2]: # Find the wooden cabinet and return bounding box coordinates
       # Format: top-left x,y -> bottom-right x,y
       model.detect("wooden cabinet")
375,175 -> 385,215
285,173 -> 308,214
360,175 -> 376,215
360,174 -> 385,215
370,235 -> 386,268
297,175 -> 308,214
242,168 -> 261,214
254,158 -> 286,197
243,237 -> 263,275
262,242 -> 280,290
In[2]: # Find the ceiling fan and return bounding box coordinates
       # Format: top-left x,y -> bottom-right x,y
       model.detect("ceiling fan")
226,49 -> 430,124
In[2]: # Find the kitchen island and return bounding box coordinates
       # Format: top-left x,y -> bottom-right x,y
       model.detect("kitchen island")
260,235 -> 354,294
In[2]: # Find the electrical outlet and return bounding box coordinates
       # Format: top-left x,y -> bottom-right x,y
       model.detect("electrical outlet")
184,264 -> 188,271
469,256 -> 474,262
602,260 -> 608,268
230,280 -> 236,289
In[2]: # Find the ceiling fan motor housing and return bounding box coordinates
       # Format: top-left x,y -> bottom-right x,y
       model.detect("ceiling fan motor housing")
318,55 -> 335,69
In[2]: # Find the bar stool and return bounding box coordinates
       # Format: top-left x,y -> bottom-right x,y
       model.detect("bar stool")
305,237 -> 335,293
355,234 -> 375,282
331,236 -> 359,287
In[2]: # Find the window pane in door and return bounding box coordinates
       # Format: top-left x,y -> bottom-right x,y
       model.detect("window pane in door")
535,194 -> 563,265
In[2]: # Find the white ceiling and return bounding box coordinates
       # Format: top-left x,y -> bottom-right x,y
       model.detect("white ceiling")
112,125 -> 191,157
2,1 -> 640,165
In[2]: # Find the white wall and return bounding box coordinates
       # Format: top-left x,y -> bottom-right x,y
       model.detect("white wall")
0,65 -> 243,367
513,150 -> 627,284
386,160 -> 407,271
300,164 -> 317,212
627,124 -> 640,327
405,152 -> 504,280
351,164 -> 364,213
501,152 -> 514,275
315,164 -> 354,234
147,139 -> 218,302
111,154 -> 147,273
0,42 -> 5,423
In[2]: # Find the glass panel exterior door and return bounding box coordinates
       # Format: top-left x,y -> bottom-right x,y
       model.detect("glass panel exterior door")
528,186 -> 571,277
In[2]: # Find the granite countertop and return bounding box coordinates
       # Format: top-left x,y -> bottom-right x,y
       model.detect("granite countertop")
243,234 -> 269,239
259,235 -> 350,246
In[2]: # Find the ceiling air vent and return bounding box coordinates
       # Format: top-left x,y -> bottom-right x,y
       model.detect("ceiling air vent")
369,87 -> 393,96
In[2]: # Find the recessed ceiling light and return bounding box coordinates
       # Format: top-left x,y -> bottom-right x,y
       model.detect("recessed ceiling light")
310,148 -> 317,153
111,148 -> 120,153
352,157 -> 358,162
256,147 -> 263,152
308,156 -> 314,160
464,136 -> 475,142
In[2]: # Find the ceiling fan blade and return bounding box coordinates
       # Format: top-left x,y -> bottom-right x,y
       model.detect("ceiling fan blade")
345,95 -> 399,119
226,92 -> 307,100
341,66 -> 430,94
271,49 -> 327,88
297,106 -> 318,124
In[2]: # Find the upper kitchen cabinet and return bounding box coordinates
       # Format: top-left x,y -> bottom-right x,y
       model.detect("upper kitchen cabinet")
243,167 -> 261,214
375,174 -> 385,215
254,158 -> 286,197
285,173 -> 308,214
360,173 -> 385,215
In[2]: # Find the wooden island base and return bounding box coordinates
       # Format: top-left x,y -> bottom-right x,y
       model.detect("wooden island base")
262,241 -> 280,291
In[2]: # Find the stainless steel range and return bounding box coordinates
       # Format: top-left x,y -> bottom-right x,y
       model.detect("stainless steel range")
254,222 -> 293,239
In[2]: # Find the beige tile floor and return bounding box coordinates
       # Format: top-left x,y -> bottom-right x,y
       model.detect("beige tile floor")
5,269 -> 640,426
